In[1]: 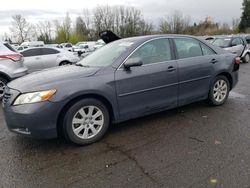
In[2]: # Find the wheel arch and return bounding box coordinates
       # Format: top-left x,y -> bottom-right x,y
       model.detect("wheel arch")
56,93 -> 115,136
216,72 -> 233,90
0,72 -> 11,82
59,60 -> 71,66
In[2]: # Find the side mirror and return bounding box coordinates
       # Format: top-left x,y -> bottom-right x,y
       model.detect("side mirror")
123,58 -> 143,70
231,43 -> 237,47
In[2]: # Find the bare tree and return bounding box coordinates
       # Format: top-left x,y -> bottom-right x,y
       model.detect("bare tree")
160,11 -> 191,34
10,15 -> 31,43
93,5 -> 153,38
36,21 -> 53,43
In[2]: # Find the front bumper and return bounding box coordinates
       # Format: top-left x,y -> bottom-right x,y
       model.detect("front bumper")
2,88 -> 62,139
231,70 -> 239,89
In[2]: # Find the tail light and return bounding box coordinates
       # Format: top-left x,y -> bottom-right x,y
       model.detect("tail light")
0,54 -> 23,62
235,57 -> 241,65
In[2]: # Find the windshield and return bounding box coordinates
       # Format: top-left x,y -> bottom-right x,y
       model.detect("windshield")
212,38 -> 231,48
77,40 -> 134,67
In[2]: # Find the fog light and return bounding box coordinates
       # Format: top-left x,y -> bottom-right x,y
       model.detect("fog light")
12,128 -> 31,135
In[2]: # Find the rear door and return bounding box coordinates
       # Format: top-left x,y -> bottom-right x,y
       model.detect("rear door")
173,37 -> 217,106
41,48 -> 60,69
231,38 -> 245,56
21,48 -> 44,73
115,38 -> 178,120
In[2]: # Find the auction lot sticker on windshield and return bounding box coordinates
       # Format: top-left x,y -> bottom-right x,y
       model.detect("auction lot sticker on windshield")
119,42 -> 134,47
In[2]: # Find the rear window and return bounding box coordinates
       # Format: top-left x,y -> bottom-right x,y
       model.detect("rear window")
174,38 -> 203,59
212,38 -> 231,48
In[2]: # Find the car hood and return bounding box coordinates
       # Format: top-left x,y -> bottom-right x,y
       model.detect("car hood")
8,65 -> 100,92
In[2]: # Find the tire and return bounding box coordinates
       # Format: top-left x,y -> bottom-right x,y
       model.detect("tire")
207,75 -> 230,106
62,98 -> 110,145
243,53 -> 250,63
0,76 -> 8,99
59,61 -> 71,66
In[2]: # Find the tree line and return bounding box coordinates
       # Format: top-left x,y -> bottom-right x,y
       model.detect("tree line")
5,2 -> 250,44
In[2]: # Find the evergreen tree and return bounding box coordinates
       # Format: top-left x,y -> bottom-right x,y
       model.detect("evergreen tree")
239,0 -> 250,32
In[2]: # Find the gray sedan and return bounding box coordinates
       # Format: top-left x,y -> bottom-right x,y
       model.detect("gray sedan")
3,34 -> 239,145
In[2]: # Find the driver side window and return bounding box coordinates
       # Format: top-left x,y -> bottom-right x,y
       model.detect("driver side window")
127,38 -> 172,65
231,38 -> 242,46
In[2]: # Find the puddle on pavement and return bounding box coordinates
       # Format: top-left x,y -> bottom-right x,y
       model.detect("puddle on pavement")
229,91 -> 246,99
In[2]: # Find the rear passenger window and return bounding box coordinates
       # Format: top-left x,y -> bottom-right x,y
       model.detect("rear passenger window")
42,48 -> 59,55
128,38 -> 172,65
200,43 -> 216,55
174,38 -> 202,59
21,49 -> 42,57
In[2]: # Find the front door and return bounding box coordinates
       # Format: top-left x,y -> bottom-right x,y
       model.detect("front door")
115,38 -> 178,120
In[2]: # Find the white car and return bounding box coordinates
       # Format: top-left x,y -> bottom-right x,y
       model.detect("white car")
20,47 -> 80,73
60,43 -> 73,52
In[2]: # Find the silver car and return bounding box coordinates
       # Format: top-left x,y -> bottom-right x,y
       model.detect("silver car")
0,41 -> 28,98
212,36 -> 250,63
20,47 -> 80,73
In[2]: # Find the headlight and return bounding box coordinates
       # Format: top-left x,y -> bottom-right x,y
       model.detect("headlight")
13,89 -> 56,105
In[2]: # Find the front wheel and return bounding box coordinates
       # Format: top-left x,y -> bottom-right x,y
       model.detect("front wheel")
208,76 -> 230,106
0,76 -> 8,99
62,98 -> 110,145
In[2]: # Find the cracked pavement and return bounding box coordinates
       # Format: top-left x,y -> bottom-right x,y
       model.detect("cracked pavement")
1,64 -> 250,188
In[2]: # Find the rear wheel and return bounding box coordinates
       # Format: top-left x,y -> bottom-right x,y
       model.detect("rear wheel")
208,75 -> 230,106
243,53 -> 250,63
62,98 -> 110,145
0,76 -> 8,99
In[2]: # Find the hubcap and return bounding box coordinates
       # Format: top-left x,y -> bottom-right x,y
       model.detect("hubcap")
0,80 -> 6,98
245,54 -> 250,63
72,106 -> 104,139
213,79 -> 228,103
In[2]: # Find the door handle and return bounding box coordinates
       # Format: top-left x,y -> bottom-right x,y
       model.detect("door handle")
35,57 -> 41,60
210,59 -> 218,64
167,66 -> 176,72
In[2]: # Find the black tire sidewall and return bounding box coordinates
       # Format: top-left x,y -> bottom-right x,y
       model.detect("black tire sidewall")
63,98 -> 110,145
208,75 -> 230,106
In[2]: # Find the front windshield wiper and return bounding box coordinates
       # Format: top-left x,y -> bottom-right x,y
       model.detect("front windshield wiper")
75,63 -> 90,68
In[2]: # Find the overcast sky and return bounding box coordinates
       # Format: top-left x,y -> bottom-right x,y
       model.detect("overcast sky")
0,0 -> 242,37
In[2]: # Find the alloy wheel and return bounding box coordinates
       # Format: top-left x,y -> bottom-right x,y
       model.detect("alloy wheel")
72,105 -> 104,139
213,79 -> 228,103
0,80 -> 6,99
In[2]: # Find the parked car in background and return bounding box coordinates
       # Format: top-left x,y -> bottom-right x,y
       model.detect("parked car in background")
20,47 -> 80,73
74,42 -> 96,51
0,41 -> 28,98
212,36 -> 250,63
3,33 -> 239,145
93,39 -> 105,50
244,35 -> 250,46
74,44 -> 90,56
20,41 -> 45,48
17,46 -> 29,51
60,43 -> 73,52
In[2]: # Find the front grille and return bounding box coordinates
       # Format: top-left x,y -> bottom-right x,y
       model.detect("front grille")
2,89 -> 12,105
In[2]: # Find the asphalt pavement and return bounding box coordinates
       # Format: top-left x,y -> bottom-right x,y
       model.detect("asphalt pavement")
0,64 -> 250,188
